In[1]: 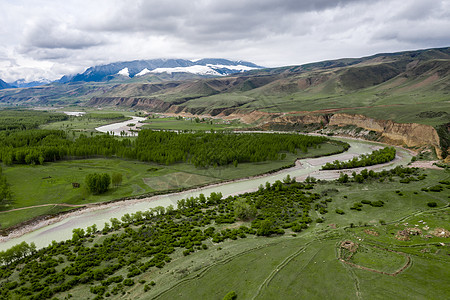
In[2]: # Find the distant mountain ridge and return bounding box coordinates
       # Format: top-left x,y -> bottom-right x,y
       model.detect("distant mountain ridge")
0,46 -> 448,112
11,79 -> 51,88
59,58 -> 263,83
0,79 -> 14,90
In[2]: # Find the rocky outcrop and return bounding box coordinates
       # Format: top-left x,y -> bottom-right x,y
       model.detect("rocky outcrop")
258,112 -> 443,157
270,114 -> 329,125
328,113 -> 442,156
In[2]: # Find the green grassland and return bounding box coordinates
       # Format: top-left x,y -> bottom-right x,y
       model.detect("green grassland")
141,170 -> 450,300
216,77 -> 449,126
0,206 -> 74,229
0,141 -> 344,229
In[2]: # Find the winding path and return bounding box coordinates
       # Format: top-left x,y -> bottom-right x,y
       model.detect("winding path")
0,203 -> 87,213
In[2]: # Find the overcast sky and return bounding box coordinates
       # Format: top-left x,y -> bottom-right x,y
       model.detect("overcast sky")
0,0 -> 449,82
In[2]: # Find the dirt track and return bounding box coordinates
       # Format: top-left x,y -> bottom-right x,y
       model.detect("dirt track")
0,203 -> 88,213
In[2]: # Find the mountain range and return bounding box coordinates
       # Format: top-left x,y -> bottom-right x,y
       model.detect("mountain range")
0,58 -> 263,90
58,58 -> 263,83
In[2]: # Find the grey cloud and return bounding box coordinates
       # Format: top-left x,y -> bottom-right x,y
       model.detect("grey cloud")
90,0 -> 373,42
23,18 -> 104,50
394,0 -> 444,21
18,47 -> 76,61
208,0 -> 371,14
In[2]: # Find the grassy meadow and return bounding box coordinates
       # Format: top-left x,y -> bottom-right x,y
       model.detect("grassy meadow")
139,169 -> 449,300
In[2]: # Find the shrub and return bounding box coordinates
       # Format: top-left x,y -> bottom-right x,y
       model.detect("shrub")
335,209 -> 345,215
234,199 -> 257,221
427,202 -> 437,207
370,200 -> 384,207
90,285 -> 106,296
291,223 -> 303,232
257,219 -> 276,236
429,185 -> 444,192
223,291 -> 237,300
123,279 -> 134,286
111,172 -> 123,187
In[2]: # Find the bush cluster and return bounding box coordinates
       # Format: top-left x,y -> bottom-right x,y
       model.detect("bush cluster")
323,147 -> 396,170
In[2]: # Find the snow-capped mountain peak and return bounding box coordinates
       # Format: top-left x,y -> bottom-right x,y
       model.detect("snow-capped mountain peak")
150,65 -> 221,76
136,68 -> 151,76
117,67 -> 130,77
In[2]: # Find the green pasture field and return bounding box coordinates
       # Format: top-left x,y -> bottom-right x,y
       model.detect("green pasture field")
238,78 -> 449,127
142,116 -> 245,131
134,169 -> 449,300
350,244 -> 407,273
0,141 -> 344,229
307,169 -> 449,226
0,206 -> 73,229
1,167 -> 448,299
342,102 -> 450,127
2,158 -> 161,207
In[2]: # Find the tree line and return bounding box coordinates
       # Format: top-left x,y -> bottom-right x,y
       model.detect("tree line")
322,147 -> 396,170
0,166 -> 12,207
0,109 -> 67,131
135,130 -> 329,167
0,129 -> 331,168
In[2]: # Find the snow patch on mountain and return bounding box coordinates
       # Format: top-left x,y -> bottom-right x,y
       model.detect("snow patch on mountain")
135,68 -> 151,76
117,68 -> 130,77
207,64 -> 257,72
151,65 -> 221,76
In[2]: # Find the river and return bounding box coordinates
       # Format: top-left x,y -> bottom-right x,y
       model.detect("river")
95,116 -> 146,136
0,135 -> 412,251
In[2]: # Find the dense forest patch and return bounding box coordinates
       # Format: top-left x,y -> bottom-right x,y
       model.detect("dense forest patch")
0,130 -> 337,167
0,109 -> 68,131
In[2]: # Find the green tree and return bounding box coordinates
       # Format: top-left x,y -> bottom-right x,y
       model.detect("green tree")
338,173 -> 349,183
111,172 -> 123,188
234,198 -> 257,221
85,173 -> 111,194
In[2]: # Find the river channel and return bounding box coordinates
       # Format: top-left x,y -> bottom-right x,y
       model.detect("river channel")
95,116 -> 146,136
0,132 -> 412,251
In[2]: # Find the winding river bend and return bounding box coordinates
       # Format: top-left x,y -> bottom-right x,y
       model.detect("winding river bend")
0,134 -> 412,251
95,116 -> 146,136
